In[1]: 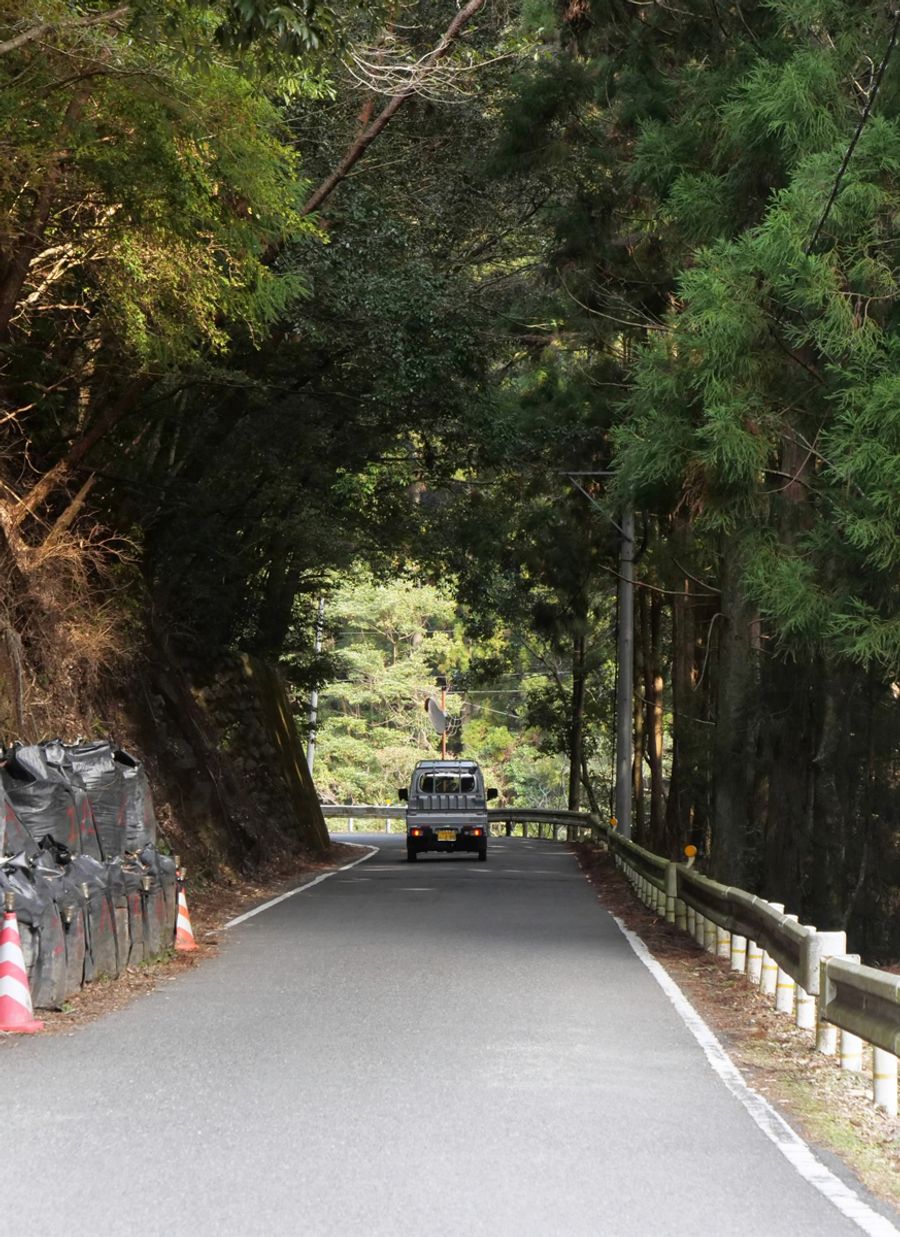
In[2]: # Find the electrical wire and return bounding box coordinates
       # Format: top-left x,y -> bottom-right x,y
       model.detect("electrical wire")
806,8 -> 900,255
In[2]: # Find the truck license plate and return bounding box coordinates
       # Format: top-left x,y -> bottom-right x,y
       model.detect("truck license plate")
437,830 -> 456,841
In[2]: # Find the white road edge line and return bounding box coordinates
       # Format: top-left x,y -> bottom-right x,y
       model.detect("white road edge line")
610,911 -> 900,1237
222,845 -> 379,930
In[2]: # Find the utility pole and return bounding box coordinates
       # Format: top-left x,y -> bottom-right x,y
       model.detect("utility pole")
614,509 -> 635,838
306,596 -> 326,775
437,674 -> 448,760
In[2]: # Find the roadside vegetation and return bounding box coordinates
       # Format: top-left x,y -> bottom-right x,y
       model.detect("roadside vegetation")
2,1 -> 900,956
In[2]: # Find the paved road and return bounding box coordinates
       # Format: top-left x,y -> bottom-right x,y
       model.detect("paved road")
2,835 -> 896,1236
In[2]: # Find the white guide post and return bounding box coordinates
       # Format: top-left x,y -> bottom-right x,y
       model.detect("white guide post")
746,939 -> 763,985
675,900 -> 687,932
795,985 -> 815,1031
687,906 -> 696,936
704,919 -> 717,954
814,933 -> 849,1055
794,923 -> 817,1031
716,925 -> 731,961
760,902 -> 784,999
760,950 -> 778,997
665,864 -> 677,925
775,914 -> 798,1015
840,1030 -> 864,1073
730,935 -> 747,974
775,968 -> 795,1016
873,1049 -> 898,1118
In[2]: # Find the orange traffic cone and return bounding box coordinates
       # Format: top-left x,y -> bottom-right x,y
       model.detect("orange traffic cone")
175,867 -> 198,953
0,891 -> 43,1033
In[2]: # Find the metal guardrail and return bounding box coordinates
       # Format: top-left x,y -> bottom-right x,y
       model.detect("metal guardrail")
602,824 -> 900,1116
319,803 -> 604,839
320,805 -> 402,820
822,957 -> 900,1058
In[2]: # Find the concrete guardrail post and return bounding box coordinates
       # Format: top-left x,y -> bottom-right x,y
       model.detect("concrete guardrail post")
841,1028 -> 864,1073
686,905 -> 695,936
704,918 -> 717,954
759,902 -> 783,999
730,935 -> 747,974
794,924 -> 817,1032
694,912 -> 706,948
759,948 -> 778,997
664,863 -> 677,925
775,914 -> 798,1016
873,1048 -> 898,1118
675,898 -> 687,932
716,925 -> 731,961
746,939 -> 763,984
813,932 -> 848,1055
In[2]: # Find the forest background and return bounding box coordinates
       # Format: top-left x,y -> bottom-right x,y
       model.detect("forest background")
2,0 -> 900,958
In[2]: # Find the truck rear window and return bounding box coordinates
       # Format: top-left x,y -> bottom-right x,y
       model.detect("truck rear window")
419,774 -> 477,793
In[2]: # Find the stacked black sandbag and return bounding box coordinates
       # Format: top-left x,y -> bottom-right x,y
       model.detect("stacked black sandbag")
103,858 -> 131,974
41,741 -> 103,859
116,749 -> 158,851
138,847 -> 177,954
0,857 -> 68,1009
34,845 -> 88,999
1,745 -> 93,857
64,742 -> 127,861
113,857 -> 147,966
67,853 -> 120,982
0,778 -> 38,858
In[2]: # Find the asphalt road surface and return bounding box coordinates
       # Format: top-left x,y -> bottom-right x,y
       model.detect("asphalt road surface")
2,834 -> 898,1237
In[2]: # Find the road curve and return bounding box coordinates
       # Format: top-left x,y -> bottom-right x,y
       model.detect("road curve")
1,835 -> 896,1236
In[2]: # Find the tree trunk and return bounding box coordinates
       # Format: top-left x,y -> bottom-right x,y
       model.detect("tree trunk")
568,632 -> 586,811
710,544 -> 757,887
633,593 -> 646,838
642,591 -> 666,849
299,0 -> 487,218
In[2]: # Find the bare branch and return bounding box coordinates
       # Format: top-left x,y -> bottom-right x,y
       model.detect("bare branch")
0,6 -> 129,56
301,0 -> 488,218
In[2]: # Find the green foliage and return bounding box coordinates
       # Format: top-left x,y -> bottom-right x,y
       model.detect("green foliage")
312,576 -> 569,806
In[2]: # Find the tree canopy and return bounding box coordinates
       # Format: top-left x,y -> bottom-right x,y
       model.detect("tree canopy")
4,0 -> 900,957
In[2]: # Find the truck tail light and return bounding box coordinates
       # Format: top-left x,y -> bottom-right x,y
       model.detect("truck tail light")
410,828 -> 423,837
472,828 -> 483,837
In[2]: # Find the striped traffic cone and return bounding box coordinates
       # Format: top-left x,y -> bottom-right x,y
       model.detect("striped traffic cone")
175,865 -> 198,953
0,891 -> 43,1033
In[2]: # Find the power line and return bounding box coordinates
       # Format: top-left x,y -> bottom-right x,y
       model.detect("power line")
806,9 -> 900,254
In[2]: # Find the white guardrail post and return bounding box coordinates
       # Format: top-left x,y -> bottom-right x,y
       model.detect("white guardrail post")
746,937 -> 763,984
730,934 -> 747,974
665,863 -> 677,925
874,1048 -> 899,1118
759,902 -> 783,999
775,915 -> 798,1016
811,931 -> 847,1055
